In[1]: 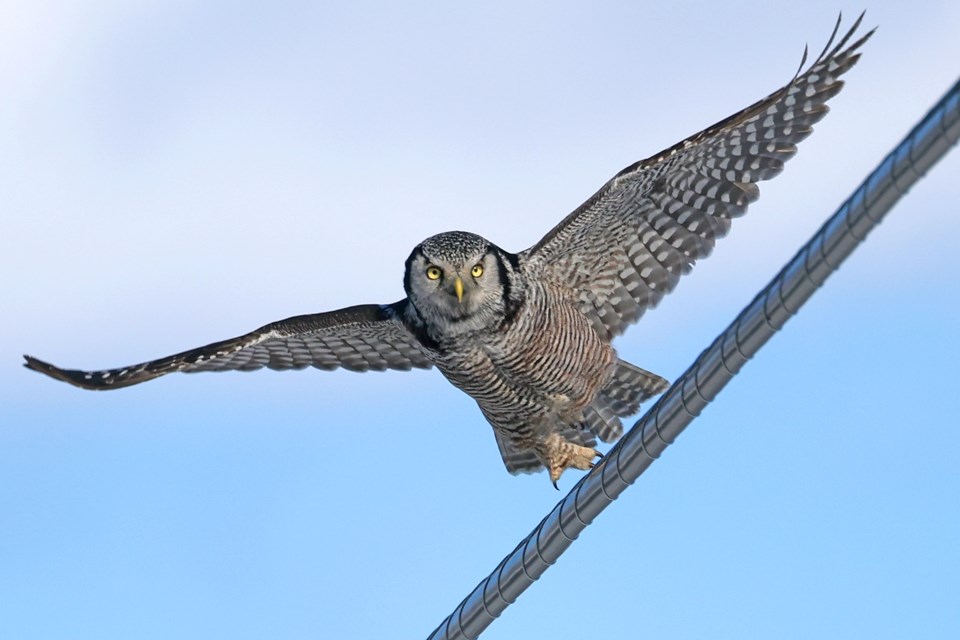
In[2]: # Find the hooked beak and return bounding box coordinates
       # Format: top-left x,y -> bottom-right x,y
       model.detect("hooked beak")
453,276 -> 464,304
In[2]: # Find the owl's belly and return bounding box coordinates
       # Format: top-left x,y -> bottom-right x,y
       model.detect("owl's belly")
435,292 -> 616,433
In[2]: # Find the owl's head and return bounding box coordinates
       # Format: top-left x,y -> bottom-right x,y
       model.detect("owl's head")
404,231 -> 519,334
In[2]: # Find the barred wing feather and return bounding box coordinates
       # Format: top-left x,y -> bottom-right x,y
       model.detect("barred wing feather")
523,14 -> 873,340
23,302 -> 433,391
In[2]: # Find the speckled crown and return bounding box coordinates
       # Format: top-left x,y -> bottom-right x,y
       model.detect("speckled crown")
418,231 -> 490,263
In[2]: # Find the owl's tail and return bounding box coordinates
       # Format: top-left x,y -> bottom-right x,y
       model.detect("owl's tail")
584,360 -> 669,443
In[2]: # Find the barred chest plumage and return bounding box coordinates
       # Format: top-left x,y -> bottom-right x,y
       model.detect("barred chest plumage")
430,280 -> 617,437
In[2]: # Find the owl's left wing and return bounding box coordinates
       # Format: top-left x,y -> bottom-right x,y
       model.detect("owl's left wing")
522,14 -> 873,340
24,301 -> 433,391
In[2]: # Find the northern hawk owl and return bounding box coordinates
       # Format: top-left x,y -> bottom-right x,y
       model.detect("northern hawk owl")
24,16 -> 873,486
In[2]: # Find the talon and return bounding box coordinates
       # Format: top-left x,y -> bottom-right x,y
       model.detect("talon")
595,451 -> 604,459
552,480 -> 560,490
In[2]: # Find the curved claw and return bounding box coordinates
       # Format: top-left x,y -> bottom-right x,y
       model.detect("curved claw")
552,480 -> 560,491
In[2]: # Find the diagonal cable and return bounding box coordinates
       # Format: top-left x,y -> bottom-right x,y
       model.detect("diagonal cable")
429,76 -> 960,640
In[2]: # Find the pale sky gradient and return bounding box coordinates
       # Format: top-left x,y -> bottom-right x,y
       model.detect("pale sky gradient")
3,2 -> 959,638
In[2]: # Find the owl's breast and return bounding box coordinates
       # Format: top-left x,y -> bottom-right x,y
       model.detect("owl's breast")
434,282 -> 616,428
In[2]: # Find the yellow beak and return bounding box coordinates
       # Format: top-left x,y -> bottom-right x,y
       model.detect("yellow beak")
454,276 -> 464,304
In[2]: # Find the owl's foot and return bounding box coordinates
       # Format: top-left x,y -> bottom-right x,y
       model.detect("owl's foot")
539,434 -> 601,487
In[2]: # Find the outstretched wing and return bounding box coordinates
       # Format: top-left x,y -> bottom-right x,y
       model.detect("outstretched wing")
24,301 -> 433,391
522,14 -> 873,341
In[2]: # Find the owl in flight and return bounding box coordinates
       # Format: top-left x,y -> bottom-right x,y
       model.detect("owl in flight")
25,16 -> 872,486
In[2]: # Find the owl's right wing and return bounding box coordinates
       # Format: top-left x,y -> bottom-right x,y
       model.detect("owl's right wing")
24,301 -> 434,391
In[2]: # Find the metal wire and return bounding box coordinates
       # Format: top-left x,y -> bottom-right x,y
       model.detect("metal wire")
428,77 -> 960,640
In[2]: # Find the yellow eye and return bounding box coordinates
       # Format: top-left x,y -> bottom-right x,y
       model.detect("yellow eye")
471,264 -> 484,278
426,266 -> 442,281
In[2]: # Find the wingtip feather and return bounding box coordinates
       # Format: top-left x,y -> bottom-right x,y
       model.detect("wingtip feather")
23,354 -> 51,375
24,354 -> 74,385
23,354 -> 110,390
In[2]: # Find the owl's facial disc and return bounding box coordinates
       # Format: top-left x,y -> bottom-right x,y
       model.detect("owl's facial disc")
429,260 -> 482,309
415,253 -> 492,318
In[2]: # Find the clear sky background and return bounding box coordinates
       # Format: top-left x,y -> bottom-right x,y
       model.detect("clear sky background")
3,1 -> 959,638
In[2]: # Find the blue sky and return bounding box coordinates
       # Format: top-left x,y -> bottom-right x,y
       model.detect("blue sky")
3,1 -> 959,638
